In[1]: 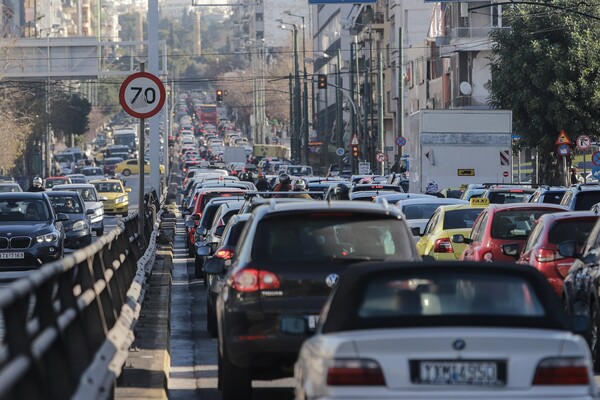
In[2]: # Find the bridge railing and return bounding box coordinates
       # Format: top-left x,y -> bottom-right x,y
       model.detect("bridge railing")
0,189 -> 163,400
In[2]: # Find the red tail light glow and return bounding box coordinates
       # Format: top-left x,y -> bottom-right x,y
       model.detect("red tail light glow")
231,269 -> 281,292
327,359 -> 386,386
535,248 -> 562,263
215,248 -> 234,259
433,238 -> 454,253
532,357 -> 590,385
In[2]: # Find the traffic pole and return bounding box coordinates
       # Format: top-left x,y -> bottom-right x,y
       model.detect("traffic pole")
138,62 -> 145,242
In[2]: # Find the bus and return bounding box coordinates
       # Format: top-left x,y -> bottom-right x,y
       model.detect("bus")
198,104 -> 218,126
112,129 -> 138,152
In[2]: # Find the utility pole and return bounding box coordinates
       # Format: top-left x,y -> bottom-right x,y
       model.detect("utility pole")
350,41 -> 357,174
293,26 -> 301,164
289,73 -> 293,146
397,27 -> 404,161
336,48 -> 343,170
378,52 -> 385,175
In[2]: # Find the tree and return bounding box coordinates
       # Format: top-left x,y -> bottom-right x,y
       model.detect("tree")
488,1 -> 600,185
50,92 -> 91,141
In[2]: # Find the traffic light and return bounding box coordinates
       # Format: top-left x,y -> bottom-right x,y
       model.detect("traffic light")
352,145 -> 359,158
318,74 -> 327,89
216,89 -> 224,102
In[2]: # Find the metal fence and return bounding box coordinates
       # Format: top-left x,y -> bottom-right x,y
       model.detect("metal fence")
0,189 -> 163,400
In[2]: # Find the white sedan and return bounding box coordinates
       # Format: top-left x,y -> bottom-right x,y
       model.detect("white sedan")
292,261 -> 598,400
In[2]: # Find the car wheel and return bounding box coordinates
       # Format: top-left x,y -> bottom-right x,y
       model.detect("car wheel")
122,169 -> 131,176
206,301 -> 218,338
194,256 -> 204,279
220,342 -> 252,400
97,225 -> 104,236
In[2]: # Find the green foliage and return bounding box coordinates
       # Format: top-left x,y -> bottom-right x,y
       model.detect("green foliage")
50,92 -> 91,137
97,78 -> 121,115
489,0 -> 600,183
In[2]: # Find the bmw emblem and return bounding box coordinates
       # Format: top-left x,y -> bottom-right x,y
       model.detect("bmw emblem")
325,274 -> 339,288
452,339 -> 466,351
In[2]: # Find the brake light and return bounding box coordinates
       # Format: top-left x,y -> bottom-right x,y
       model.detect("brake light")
215,249 -> 234,259
535,248 -> 562,263
433,238 -> 454,253
532,357 -> 590,385
231,269 -> 281,292
327,359 -> 386,386
509,189 -> 524,193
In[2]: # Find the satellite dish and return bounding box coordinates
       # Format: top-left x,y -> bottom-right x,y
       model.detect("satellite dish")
459,81 -> 472,95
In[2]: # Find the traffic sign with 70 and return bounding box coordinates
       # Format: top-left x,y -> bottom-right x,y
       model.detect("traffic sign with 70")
119,72 -> 166,119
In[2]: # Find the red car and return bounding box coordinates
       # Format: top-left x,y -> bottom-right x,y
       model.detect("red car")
517,211 -> 599,298
455,203 -> 568,263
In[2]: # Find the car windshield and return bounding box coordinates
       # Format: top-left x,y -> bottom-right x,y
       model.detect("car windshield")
357,272 -> 545,319
442,209 -> 484,229
93,182 -> 123,193
61,188 -> 97,201
49,195 -> 83,214
0,185 -> 19,192
401,204 -> 448,220
0,199 -> 50,221
488,190 -> 533,204
253,214 -> 414,263
491,209 -> 551,240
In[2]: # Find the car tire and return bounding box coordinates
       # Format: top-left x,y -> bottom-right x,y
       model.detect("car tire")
122,169 -> 131,176
220,342 -> 252,400
97,225 -> 104,236
207,301 -> 218,338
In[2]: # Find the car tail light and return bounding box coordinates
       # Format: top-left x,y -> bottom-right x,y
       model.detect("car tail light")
535,248 -> 562,263
230,269 -> 280,292
215,248 -> 234,259
327,359 -> 386,386
532,357 -> 590,385
483,252 -> 493,262
433,238 -> 454,253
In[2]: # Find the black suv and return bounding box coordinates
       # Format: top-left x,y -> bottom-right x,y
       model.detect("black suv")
527,185 -> 567,204
0,192 -> 67,269
215,201 -> 421,399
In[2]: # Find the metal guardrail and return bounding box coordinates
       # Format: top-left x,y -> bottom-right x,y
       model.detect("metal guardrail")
0,189 -> 163,400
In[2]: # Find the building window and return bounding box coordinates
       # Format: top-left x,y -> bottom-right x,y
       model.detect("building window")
256,13 -> 263,22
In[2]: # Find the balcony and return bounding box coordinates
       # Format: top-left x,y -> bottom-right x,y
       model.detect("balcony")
440,26 -> 509,53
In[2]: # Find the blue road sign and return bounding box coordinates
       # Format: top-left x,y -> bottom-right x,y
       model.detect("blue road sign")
336,147 -> 345,156
593,151 -> 600,166
557,144 -> 570,157
395,136 -> 407,147
593,166 -> 600,180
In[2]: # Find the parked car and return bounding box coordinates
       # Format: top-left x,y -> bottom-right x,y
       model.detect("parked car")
0,192 -> 67,269
215,201 -> 420,399
52,183 -> 106,236
293,261 -> 597,399
455,203 -> 569,262
46,191 -> 93,249
517,211 -> 598,298
89,179 -> 131,216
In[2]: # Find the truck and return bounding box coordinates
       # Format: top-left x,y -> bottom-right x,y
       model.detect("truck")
223,146 -> 248,164
406,110 -> 513,193
253,144 -> 291,160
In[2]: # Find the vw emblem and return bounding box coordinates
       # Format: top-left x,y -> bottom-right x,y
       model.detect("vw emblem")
325,274 -> 339,288
452,339 -> 466,351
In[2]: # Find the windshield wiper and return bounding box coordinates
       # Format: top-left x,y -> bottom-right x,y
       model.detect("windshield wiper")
329,255 -> 385,262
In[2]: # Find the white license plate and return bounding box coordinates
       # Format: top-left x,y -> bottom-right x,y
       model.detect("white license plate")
417,361 -> 503,386
0,252 -> 24,259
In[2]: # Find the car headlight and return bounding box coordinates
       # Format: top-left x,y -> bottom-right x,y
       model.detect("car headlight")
72,220 -> 88,232
36,233 -> 58,243
115,195 -> 127,204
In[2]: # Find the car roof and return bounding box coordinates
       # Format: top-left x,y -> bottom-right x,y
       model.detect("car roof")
89,179 -> 121,184
537,210 -> 599,221
53,183 -> 96,189
321,261 -> 568,334
0,192 -> 46,199
252,199 -> 404,219
396,198 -> 468,206
486,203 -> 569,212
435,203 -> 486,212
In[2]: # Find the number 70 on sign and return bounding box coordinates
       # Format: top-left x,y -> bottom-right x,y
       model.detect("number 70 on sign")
119,71 -> 166,119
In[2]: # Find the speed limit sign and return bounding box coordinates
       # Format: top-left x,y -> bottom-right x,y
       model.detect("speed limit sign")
119,72 -> 166,119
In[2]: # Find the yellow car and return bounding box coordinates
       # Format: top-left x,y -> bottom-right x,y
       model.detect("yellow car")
89,179 -> 131,215
416,201 -> 488,260
113,159 -> 165,176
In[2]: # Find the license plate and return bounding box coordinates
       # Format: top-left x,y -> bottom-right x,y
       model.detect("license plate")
306,315 -> 319,329
0,252 -> 24,259
412,360 -> 505,386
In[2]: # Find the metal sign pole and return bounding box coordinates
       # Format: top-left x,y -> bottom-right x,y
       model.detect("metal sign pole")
138,63 -> 145,240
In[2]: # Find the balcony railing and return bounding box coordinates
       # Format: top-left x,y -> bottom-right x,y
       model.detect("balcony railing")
449,26 -> 509,40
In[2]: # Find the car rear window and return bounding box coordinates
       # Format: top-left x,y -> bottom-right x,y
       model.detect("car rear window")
548,219 -> 597,245
540,191 -> 565,204
252,214 -> 414,264
356,272 -> 544,322
402,204 -> 446,220
574,191 -> 600,210
442,209 -> 483,230
491,209 -> 556,239
488,190 -> 534,204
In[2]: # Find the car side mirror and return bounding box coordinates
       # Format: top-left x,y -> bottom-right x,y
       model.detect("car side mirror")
558,240 -> 577,258
99,196 -> 108,201
56,213 -> 69,222
85,209 -> 95,215
280,316 -> 309,335
203,257 -> 225,274
569,315 -> 590,336
184,220 -> 196,228
501,243 -> 520,258
196,245 -> 213,257
126,188 -> 132,193
451,234 -> 471,244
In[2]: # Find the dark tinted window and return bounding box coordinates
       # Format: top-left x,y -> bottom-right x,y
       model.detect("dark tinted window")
540,190 -> 565,204
442,209 -> 483,230
224,220 -> 249,246
253,214 -> 414,264
548,219 -> 597,245
402,204 -> 446,220
48,195 -> 83,214
0,199 -> 50,221
574,191 -> 600,210
491,209 -> 553,239
488,190 -> 533,204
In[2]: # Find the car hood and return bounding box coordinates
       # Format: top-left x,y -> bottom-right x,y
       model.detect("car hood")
84,201 -> 104,210
0,221 -> 56,235
99,193 -> 125,201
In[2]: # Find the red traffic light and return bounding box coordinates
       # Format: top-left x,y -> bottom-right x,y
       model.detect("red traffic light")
318,74 -> 327,89
352,145 -> 359,157
216,89 -> 224,101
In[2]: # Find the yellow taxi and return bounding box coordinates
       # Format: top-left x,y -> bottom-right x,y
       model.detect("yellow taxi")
416,198 -> 489,260
89,179 -> 131,215
113,159 -> 165,176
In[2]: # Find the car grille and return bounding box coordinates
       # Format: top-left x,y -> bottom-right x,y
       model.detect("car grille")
0,237 -> 31,249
